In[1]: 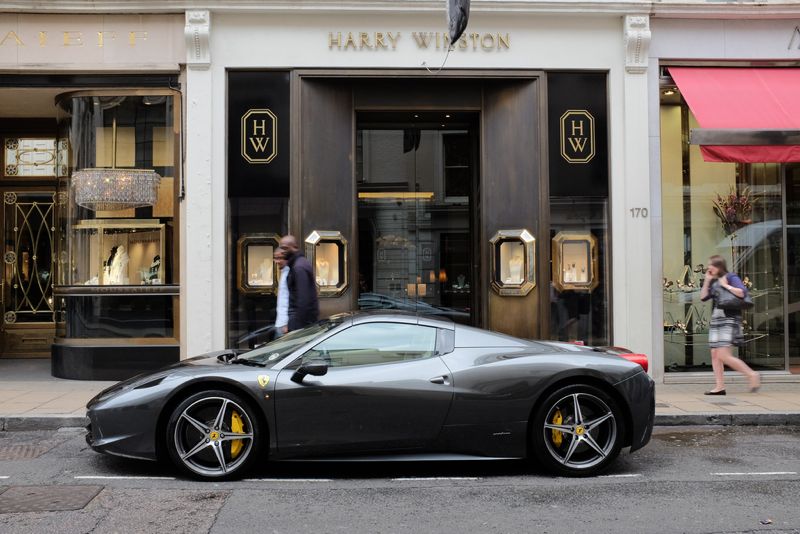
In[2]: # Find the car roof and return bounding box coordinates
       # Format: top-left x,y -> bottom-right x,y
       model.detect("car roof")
350,309 -> 455,330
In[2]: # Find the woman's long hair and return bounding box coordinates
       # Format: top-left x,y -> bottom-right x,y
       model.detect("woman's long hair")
709,255 -> 728,276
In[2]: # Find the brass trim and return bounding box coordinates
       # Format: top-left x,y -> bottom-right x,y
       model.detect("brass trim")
236,233 -> 280,295
551,230 -> 599,293
304,230 -> 349,297
489,229 -> 536,296
53,284 -> 179,296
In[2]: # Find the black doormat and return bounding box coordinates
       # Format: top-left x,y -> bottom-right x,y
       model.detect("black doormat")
0,485 -> 102,514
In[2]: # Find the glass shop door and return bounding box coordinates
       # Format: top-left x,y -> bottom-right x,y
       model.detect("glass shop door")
355,112 -> 478,325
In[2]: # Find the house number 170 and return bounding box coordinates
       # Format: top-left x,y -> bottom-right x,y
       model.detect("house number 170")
629,207 -> 649,218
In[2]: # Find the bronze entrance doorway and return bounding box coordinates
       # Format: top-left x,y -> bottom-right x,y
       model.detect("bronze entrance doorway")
355,112 -> 478,325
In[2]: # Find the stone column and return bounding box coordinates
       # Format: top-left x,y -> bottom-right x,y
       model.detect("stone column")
615,14 -> 655,375
182,10 -> 219,357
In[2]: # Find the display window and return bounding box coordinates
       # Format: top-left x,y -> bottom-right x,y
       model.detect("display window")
660,83 -> 789,372
55,90 -> 180,340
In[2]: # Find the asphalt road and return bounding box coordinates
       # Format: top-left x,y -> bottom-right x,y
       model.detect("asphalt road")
0,425 -> 799,533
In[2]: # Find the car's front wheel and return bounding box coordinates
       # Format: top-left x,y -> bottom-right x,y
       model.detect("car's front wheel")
530,384 -> 624,476
166,390 -> 262,480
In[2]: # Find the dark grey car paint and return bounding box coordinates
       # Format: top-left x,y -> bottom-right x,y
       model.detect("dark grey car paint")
86,312 -> 654,464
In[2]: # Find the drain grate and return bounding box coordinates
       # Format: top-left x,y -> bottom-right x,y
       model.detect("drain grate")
655,403 -> 669,408
0,445 -> 51,461
0,485 -> 102,514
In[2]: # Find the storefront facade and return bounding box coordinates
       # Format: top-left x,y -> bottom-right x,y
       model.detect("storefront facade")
650,16 -> 800,381
0,12 -> 186,379
182,6 -> 654,366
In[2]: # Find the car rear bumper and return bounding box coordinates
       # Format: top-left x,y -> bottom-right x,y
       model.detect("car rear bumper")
615,371 -> 655,453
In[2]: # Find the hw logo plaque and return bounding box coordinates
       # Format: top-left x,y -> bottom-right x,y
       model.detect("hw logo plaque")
241,109 -> 278,164
559,110 -> 595,164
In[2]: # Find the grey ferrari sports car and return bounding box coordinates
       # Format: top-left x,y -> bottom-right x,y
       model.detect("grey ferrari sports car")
86,311 -> 655,480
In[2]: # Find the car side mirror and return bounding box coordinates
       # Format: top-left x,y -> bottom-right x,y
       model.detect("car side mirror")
291,361 -> 329,383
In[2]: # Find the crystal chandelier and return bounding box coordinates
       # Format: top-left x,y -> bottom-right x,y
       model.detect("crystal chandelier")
73,168 -> 161,211
71,110 -> 160,211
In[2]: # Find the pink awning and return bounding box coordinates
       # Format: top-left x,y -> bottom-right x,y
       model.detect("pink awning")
669,67 -> 800,163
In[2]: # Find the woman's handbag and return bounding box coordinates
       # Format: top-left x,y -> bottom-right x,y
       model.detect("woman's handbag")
714,282 -> 754,311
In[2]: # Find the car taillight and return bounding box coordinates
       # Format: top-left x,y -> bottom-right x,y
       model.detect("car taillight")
621,353 -> 648,373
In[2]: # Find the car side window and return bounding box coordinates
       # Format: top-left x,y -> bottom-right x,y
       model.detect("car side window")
302,322 -> 437,368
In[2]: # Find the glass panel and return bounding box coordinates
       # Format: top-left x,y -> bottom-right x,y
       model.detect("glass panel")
786,165 -> 800,373
228,197 -> 288,348
304,322 -> 437,367
247,245 -> 275,288
62,294 -> 174,338
549,199 -> 609,346
562,241 -> 590,284
499,241 -> 525,284
315,242 -> 340,288
356,114 -> 475,325
4,138 -> 57,177
56,94 -> 177,287
2,192 -> 55,324
660,98 -> 785,372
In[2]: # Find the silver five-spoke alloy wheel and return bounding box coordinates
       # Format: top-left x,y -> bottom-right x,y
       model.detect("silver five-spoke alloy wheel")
167,390 -> 259,479
532,384 -> 623,476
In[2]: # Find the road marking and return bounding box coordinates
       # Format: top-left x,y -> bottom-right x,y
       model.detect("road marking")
598,474 -> 642,478
243,478 -> 333,482
391,477 -> 481,481
0,476 -> 9,479
74,476 -> 176,480
711,471 -> 797,477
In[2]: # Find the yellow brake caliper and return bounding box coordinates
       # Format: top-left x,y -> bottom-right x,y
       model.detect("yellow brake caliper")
230,411 -> 244,458
551,409 -> 563,447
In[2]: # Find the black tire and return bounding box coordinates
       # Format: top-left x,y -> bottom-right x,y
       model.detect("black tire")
530,384 -> 624,477
166,389 -> 263,480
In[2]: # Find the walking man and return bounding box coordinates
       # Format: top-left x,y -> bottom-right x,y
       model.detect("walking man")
273,248 -> 290,337
279,235 -> 319,331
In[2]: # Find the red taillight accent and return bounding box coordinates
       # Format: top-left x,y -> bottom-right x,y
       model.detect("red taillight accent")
621,353 -> 648,373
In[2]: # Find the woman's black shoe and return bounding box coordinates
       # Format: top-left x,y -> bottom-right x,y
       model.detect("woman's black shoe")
704,389 -> 726,395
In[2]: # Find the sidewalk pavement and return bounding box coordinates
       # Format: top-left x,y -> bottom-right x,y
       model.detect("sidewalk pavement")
1,359 -> 799,431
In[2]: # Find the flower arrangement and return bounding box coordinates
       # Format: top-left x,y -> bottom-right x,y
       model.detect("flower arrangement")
712,186 -> 754,236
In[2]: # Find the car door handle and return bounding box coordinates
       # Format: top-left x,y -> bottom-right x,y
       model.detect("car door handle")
429,375 -> 449,385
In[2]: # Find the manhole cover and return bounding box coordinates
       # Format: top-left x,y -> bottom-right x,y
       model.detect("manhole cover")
0,445 -> 51,460
0,485 -> 102,514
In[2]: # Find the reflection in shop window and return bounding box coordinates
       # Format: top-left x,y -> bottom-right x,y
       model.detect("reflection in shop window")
661,99 -> 785,372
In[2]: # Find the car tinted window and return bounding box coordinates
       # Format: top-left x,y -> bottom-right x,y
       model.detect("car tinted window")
303,322 -> 437,368
242,319 -> 343,365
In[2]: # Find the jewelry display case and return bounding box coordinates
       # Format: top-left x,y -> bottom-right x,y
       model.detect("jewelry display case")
71,219 -> 165,286
489,229 -> 536,296
236,233 -> 280,294
551,231 -> 599,292
305,230 -> 348,296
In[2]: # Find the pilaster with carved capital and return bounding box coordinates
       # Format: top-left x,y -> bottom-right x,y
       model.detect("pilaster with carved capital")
185,9 -> 211,70
624,14 -> 650,75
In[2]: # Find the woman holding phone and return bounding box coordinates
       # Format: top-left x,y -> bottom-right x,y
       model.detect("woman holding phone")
700,255 -> 760,395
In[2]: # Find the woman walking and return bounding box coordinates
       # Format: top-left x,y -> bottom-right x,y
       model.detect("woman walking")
700,255 -> 760,395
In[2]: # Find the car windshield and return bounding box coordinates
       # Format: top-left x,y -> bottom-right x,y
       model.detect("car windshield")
238,318 -> 344,366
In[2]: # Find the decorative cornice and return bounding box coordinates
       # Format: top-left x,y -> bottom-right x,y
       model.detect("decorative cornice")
2,1 -> 800,17
1,1 -> 799,18
185,9 -> 210,70
624,14 -> 650,75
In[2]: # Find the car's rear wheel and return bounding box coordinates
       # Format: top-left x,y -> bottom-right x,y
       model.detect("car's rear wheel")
531,384 -> 624,476
166,390 -> 262,480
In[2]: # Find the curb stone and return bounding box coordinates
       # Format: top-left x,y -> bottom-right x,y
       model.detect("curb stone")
1,415 -> 89,431
1,414 -> 799,431
654,413 -> 800,426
